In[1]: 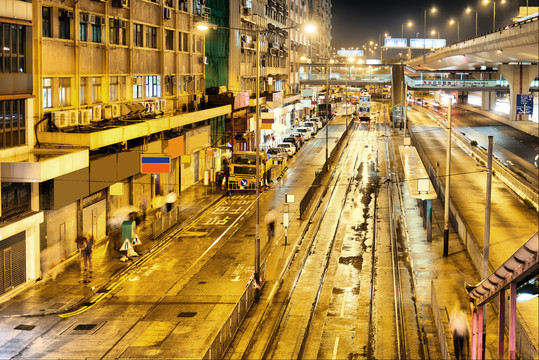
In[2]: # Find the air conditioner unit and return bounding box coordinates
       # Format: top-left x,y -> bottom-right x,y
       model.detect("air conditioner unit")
98,17 -> 106,25
111,104 -> 121,117
102,105 -> 113,119
91,105 -> 102,121
142,101 -> 155,112
51,111 -> 68,128
79,109 -> 91,125
198,56 -> 206,64
119,19 -> 126,27
164,7 -> 172,20
81,13 -> 90,23
159,99 -> 167,112
242,6 -> 252,16
112,0 -> 128,7
67,110 -> 79,126
193,94 -> 201,103
88,14 -> 97,24
185,75 -> 193,82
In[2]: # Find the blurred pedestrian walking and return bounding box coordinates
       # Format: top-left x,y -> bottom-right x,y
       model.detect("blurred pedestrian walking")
264,207 -> 278,242
165,190 -> 177,212
450,304 -> 470,360
76,235 -> 94,277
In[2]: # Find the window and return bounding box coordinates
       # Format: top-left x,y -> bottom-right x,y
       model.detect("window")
59,78 -> 71,106
133,76 -> 142,99
59,10 -> 71,40
0,24 -> 25,73
110,20 -> 126,45
134,24 -> 143,47
165,29 -> 174,50
43,78 -> 52,108
91,77 -> 101,103
91,24 -> 101,43
42,7 -> 51,37
80,77 -> 87,105
110,76 -> 119,102
1,182 -> 31,220
194,34 -> 202,53
0,100 -> 26,150
146,26 -> 157,48
179,0 -> 188,12
180,32 -> 189,52
145,75 -> 160,98
80,23 -> 87,41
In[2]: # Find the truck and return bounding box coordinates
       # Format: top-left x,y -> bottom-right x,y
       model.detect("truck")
228,151 -> 273,191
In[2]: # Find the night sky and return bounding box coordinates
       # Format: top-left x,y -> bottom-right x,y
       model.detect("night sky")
331,0 -> 531,50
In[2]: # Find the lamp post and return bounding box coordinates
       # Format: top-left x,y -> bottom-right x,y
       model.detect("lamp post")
449,18 -> 460,43
466,7 -> 478,37
402,21 -> 413,38
197,20 -> 316,298
483,0 -> 506,32
424,7 -> 437,56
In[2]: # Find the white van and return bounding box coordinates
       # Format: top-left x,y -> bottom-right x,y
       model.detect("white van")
301,121 -> 318,135
295,127 -> 312,140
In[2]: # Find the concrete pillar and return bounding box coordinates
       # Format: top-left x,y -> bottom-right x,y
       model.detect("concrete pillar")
481,91 -> 496,111
509,282 -> 517,360
426,199 -> 432,242
478,305 -> 484,360
457,91 -> 468,104
391,64 -> 406,127
498,292 -> 505,360
472,308 -> 478,360
499,64 -> 539,121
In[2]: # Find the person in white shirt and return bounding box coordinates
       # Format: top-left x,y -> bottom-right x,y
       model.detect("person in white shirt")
450,304 -> 471,360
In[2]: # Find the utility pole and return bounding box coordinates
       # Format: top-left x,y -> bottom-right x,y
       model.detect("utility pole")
443,101 -> 452,257
482,135 -> 493,360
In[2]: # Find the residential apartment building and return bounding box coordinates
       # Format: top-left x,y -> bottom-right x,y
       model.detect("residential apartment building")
0,0 -> 231,296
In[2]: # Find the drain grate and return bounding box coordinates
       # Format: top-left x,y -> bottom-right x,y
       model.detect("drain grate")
198,281 -> 207,284
177,312 -> 197,318
14,325 -> 35,331
73,324 -> 97,331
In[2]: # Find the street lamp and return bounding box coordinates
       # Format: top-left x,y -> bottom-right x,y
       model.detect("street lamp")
483,0 -> 506,32
449,18 -> 460,43
198,20 -> 315,297
402,20 -> 413,38
466,6 -> 478,37
424,6 -> 437,56
431,28 -> 440,39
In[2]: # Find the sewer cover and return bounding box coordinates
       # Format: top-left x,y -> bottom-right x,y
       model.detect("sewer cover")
177,312 -> 197,318
198,281 -> 207,284
73,324 -> 96,331
14,325 -> 35,331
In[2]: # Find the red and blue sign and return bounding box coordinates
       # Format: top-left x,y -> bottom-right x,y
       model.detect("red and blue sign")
141,156 -> 171,173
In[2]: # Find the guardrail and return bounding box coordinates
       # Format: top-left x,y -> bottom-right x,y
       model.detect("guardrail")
151,205 -> 180,239
202,261 -> 266,360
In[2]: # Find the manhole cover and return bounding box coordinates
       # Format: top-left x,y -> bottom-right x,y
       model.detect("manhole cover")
198,281 -> 207,284
73,324 -> 96,331
14,325 -> 35,331
177,312 -> 197,318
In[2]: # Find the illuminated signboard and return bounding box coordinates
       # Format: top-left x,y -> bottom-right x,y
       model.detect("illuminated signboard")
384,38 -> 407,48
337,49 -> 364,56
409,38 -> 446,49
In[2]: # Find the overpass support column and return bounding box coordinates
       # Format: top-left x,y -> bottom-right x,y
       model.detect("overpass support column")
391,64 -> 406,128
481,91 -> 496,110
457,91 -> 468,104
499,64 -> 539,121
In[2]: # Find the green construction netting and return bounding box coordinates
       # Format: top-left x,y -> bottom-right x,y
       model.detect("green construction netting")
205,0 -> 229,89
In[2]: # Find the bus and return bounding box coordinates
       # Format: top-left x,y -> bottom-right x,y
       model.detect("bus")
358,94 -> 371,121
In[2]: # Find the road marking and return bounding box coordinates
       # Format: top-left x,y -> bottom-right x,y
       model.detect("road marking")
232,276 -> 240,282
340,296 -> 346,317
332,336 -> 340,359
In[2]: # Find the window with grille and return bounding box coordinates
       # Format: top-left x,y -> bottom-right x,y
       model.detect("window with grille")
42,7 -> 51,37
0,23 -> 26,73
134,24 -> 143,47
145,75 -> 160,98
91,77 -> 101,103
80,23 -> 87,41
110,76 -> 119,102
146,26 -> 157,48
59,11 -> 71,40
0,100 -> 26,150
91,24 -> 101,43
165,30 -> 174,50
133,76 -> 142,99
80,77 -> 87,105
59,78 -> 71,106
43,78 -> 52,108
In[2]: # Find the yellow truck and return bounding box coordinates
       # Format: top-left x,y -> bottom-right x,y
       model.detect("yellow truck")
228,151 -> 273,190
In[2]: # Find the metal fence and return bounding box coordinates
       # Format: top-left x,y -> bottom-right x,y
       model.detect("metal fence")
151,205 -> 180,239
202,261 -> 266,360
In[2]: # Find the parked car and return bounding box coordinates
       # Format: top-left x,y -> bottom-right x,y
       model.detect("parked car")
311,117 -> 323,129
289,132 -> 305,147
277,142 -> 296,156
302,121 -> 318,134
295,127 -> 312,140
267,147 -> 288,162
282,136 -> 300,150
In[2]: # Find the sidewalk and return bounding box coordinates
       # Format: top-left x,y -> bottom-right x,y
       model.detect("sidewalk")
0,182 -> 227,317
